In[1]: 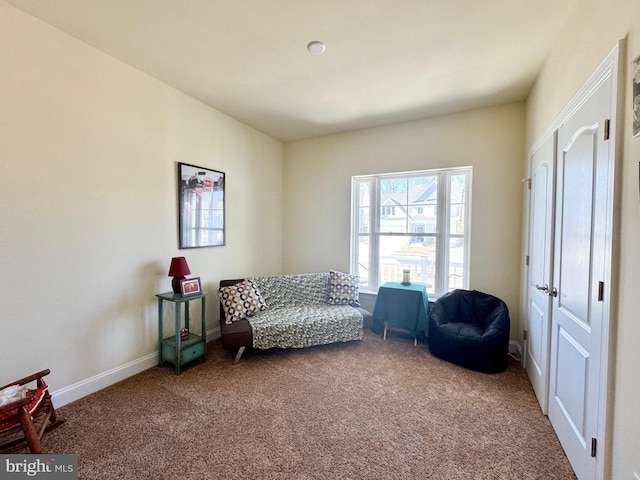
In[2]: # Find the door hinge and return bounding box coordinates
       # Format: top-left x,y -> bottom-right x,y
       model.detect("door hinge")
604,119 -> 610,140
523,330 -> 528,341
591,437 -> 597,457
526,255 -> 529,266
598,281 -> 604,302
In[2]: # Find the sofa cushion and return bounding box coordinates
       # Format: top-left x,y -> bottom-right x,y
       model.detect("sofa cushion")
326,270 -> 360,307
218,279 -> 267,324
248,305 -> 363,349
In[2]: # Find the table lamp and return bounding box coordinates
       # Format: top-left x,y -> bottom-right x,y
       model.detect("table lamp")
168,256 -> 191,293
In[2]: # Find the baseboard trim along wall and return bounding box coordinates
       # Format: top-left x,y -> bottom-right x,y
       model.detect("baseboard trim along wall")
52,326 -> 221,407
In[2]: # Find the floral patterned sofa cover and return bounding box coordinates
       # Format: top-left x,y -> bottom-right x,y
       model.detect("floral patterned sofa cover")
218,272 -> 373,364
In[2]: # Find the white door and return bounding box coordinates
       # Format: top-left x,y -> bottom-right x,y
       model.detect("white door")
525,134 -> 555,414
548,74 -> 613,480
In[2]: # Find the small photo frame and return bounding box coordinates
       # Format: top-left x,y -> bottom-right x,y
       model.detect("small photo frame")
180,277 -> 202,296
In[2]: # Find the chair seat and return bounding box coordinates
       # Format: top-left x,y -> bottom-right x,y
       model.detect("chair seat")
0,370 -> 65,454
437,322 -> 484,339
0,386 -> 48,430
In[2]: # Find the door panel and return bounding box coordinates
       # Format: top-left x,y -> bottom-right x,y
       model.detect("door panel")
555,326 -> 588,439
548,75 -> 612,480
558,126 -> 597,323
525,135 -> 555,413
528,301 -> 544,371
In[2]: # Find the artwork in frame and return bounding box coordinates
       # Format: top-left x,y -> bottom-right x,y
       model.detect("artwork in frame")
634,54 -> 640,138
180,277 -> 202,297
178,162 -> 225,248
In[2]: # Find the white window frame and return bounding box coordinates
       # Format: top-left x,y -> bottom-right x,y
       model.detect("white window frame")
350,167 -> 472,297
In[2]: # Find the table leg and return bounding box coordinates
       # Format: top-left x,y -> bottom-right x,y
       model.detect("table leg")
175,303 -> 181,375
158,298 -> 164,367
201,296 -> 206,363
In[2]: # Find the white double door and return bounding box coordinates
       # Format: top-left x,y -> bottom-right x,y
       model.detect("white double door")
525,49 -> 617,480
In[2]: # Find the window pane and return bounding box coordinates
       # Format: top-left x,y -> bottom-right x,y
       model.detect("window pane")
356,235 -> 370,290
359,207 -> 369,233
450,174 -> 466,235
379,235 -> 436,294
448,237 -> 465,291
359,181 -> 370,206
380,178 -> 408,200
380,177 -> 406,232
379,175 -> 439,234
380,206 -> 405,232
410,175 -> 438,234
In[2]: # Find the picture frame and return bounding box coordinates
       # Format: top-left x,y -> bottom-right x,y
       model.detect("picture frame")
180,277 -> 202,297
633,54 -> 640,138
178,162 -> 225,249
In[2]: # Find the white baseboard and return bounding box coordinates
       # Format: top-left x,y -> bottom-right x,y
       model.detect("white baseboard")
51,353 -> 158,407
52,326 -> 221,408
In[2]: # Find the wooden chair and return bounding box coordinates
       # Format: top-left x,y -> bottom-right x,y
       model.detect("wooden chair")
0,369 -> 65,453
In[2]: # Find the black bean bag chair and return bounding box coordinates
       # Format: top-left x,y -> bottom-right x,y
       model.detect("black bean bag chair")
428,289 -> 510,373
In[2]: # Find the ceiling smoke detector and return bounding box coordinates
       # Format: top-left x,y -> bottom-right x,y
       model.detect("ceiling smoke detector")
307,41 -> 326,55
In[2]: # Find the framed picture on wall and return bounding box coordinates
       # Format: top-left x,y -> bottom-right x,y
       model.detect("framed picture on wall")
178,162 -> 225,249
633,54 -> 640,137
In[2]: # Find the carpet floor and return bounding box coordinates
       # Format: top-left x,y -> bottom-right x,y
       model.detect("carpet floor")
40,329 -> 576,479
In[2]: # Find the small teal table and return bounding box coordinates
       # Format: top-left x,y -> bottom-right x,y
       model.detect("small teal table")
372,282 -> 429,345
156,292 -> 207,374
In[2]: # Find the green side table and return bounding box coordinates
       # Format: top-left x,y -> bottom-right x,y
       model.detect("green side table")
372,282 -> 429,345
156,292 -> 207,374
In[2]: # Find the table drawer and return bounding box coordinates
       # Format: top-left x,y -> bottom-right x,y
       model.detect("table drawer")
161,337 -> 205,366
180,341 -> 205,364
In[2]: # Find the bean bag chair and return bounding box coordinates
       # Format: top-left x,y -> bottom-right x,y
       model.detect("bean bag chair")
428,289 -> 510,373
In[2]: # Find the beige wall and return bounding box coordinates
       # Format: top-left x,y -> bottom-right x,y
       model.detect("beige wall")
283,103 -> 526,334
526,0 -> 640,477
0,2 -> 283,399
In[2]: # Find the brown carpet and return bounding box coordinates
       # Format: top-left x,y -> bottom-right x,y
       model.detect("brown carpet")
41,330 -> 576,479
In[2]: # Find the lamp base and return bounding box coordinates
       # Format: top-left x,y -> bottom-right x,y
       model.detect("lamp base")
172,276 -> 185,294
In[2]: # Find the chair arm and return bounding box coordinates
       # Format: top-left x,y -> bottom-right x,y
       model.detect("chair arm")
0,369 -> 50,391
0,394 -> 35,415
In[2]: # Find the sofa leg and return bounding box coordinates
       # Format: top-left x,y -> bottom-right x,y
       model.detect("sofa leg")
233,346 -> 245,365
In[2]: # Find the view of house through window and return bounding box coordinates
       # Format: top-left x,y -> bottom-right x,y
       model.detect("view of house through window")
351,167 -> 471,298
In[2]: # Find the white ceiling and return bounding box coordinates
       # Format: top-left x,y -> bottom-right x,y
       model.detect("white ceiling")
6,0 -> 581,142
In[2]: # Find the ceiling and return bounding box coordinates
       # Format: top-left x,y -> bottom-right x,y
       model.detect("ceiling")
6,0 -> 581,142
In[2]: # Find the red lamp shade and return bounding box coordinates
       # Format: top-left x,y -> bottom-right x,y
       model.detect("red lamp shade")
168,257 -> 191,293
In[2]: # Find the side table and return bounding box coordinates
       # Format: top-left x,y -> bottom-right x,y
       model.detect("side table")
156,292 -> 207,374
372,282 -> 429,345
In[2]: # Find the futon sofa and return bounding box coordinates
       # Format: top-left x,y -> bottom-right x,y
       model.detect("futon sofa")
218,272 -> 373,363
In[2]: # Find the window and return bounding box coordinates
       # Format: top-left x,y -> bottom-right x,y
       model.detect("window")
351,167 -> 471,298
